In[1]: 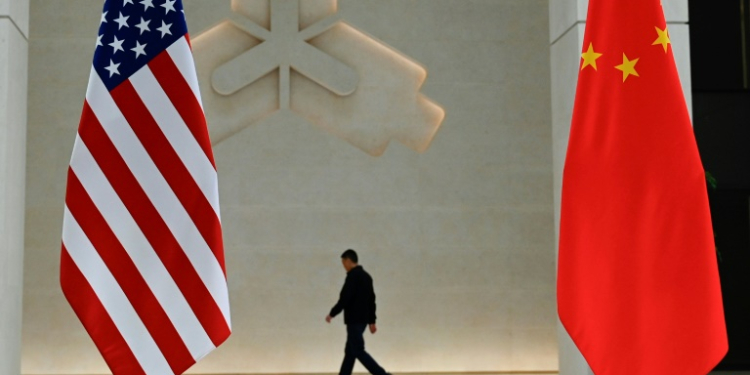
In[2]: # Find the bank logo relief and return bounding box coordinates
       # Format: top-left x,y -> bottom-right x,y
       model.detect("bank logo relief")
193,0 -> 445,156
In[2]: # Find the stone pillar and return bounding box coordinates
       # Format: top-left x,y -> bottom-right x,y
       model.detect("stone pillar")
0,0 -> 28,374
549,0 -> 691,374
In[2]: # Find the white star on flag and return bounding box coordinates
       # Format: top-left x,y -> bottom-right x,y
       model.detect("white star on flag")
161,0 -> 176,14
131,41 -> 147,58
108,36 -> 125,54
139,0 -> 154,11
114,12 -> 130,29
104,59 -> 120,77
157,20 -> 172,38
135,17 -> 150,34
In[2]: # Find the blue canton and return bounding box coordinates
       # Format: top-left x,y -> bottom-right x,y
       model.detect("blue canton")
94,0 -> 187,91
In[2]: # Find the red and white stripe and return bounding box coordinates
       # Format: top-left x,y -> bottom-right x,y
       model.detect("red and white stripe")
61,36 -> 231,375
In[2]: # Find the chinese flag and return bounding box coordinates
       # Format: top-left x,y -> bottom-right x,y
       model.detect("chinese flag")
557,0 -> 728,374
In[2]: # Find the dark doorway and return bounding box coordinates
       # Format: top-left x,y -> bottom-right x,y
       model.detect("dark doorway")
689,0 -> 750,369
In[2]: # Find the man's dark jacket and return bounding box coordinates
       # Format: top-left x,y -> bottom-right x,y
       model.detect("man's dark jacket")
330,265 -> 377,325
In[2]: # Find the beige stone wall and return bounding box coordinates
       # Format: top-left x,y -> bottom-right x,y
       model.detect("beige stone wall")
22,0 -> 555,373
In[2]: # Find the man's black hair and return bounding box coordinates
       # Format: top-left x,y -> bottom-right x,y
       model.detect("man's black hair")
341,249 -> 358,263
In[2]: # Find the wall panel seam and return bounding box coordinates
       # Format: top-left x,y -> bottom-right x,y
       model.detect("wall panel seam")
551,19 -> 687,48
550,21 -> 584,47
0,15 -> 28,40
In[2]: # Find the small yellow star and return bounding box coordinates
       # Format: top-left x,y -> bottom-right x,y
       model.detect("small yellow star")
652,26 -> 671,52
581,43 -> 603,71
615,53 -> 640,82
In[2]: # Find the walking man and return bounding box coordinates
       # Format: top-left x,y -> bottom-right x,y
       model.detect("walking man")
326,249 -> 392,375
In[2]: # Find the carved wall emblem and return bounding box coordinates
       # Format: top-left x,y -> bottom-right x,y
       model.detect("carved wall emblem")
193,0 -> 444,156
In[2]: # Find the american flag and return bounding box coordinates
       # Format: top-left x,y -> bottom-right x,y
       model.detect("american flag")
60,0 -> 231,374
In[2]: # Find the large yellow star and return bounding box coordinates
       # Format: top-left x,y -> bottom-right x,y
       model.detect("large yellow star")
581,43 -> 603,70
652,26 -> 671,52
615,54 -> 640,82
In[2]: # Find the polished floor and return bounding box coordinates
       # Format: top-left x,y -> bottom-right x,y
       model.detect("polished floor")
27,372 -> 750,375
174,372 -> 744,375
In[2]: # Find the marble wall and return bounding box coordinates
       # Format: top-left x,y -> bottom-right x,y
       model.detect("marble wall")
0,0 -> 28,374
22,0 -> 556,373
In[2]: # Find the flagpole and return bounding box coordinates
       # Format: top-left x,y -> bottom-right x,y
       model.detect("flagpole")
549,0 -> 594,372
0,0 -> 30,373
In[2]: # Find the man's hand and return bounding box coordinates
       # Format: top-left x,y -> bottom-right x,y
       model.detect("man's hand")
326,315 -> 332,323
369,323 -> 377,334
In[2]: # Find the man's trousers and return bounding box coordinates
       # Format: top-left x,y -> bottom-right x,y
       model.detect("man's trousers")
339,323 -> 387,375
